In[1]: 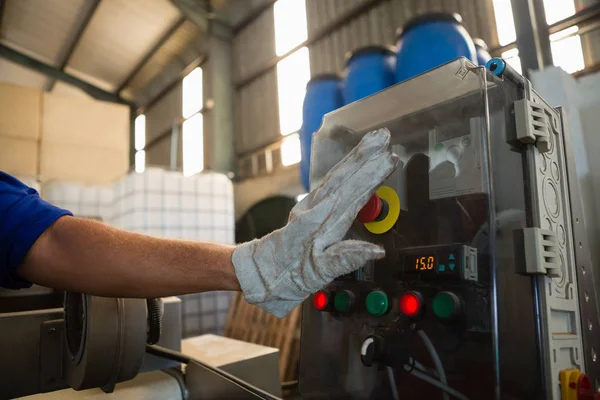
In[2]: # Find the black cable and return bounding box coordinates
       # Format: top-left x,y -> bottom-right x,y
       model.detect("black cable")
146,298 -> 162,345
146,345 -> 283,400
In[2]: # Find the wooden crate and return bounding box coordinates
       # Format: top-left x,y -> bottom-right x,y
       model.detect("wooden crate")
224,293 -> 302,382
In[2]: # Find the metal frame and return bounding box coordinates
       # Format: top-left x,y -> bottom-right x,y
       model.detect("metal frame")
0,0 -> 5,31
235,0 -> 390,90
0,43 -> 133,105
509,0 -> 552,76
558,106 -> 600,386
45,0 -> 101,91
491,3 -> 600,64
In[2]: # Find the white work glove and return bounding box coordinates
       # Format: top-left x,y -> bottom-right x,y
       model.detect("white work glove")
232,128 -> 400,317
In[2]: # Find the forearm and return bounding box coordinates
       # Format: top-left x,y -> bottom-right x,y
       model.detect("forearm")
16,216 -> 240,298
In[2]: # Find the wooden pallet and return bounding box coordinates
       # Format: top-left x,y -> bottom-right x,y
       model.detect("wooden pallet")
224,293 -> 302,382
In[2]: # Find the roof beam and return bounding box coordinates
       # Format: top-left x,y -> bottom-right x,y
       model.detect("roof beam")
0,43 -> 134,106
46,0 -> 101,91
0,0 -> 6,31
115,16 -> 187,95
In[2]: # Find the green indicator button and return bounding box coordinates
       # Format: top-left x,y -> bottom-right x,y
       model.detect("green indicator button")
432,291 -> 461,320
366,290 -> 389,316
334,290 -> 354,313
434,143 -> 445,151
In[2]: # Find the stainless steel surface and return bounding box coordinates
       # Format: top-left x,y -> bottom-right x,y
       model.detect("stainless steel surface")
186,360 -> 277,400
558,106 -> 600,387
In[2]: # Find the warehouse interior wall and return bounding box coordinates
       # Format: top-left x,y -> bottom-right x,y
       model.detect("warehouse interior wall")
0,81 -> 129,184
230,0 -> 497,219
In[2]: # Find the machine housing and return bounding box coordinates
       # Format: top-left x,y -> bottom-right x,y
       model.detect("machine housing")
299,58 -> 600,400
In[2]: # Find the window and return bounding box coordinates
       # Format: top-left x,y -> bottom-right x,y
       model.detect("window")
182,67 -> 203,119
134,114 -> 146,173
276,47 -> 311,136
296,193 -> 308,202
492,0 -> 584,74
501,48 -> 523,74
274,0 -> 308,56
272,0 -> 309,167
550,27 -> 585,73
491,0 -> 516,46
183,113 -> 204,176
543,0 -> 576,25
182,67 -> 204,176
135,150 -> 146,174
281,133 -> 301,166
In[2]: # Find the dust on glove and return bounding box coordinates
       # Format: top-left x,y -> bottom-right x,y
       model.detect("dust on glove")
232,127 -> 400,317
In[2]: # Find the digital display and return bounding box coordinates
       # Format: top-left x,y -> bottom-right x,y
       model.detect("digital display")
411,255 -> 436,272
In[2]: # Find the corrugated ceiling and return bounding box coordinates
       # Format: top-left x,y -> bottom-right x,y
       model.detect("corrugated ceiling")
0,0 -> 272,105
0,0 -> 91,66
65,0 -> 182,91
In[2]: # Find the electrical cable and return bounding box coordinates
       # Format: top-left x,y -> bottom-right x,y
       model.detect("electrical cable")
409,357 -> 438,378
386,367 -> 401,400
409,369 -> 469,400
146,298 -> 162,345
417,330 -> 449,400
146,345 -> 283,400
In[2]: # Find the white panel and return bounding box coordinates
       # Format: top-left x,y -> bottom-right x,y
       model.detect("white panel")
0,0 -> 90,65
0,59 -> 48,90
66,0 -> 181,90
0,81 -> 42,140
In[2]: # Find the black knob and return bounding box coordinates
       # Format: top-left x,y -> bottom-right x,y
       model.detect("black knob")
360,335 -> 381,367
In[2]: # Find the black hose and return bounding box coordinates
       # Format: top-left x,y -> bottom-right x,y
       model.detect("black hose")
146,298 -> 162,345
146,345 -> 283,400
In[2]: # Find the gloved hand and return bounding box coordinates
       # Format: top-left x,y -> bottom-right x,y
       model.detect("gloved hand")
232,128 -> 399,317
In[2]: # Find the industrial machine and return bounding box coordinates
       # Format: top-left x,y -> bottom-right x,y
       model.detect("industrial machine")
299,57 -> 600,400
0,289 -> 282,400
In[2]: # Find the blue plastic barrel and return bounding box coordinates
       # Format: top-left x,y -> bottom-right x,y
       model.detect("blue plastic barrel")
474,38 -> 492,66
395,13 -> 477,83
343,45 -> 396,105
300,74 -> 343,191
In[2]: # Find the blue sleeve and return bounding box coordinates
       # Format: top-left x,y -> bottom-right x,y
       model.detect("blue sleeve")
0,171 -> 72,289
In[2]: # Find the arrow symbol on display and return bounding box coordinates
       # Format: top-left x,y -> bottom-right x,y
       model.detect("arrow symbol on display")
449,264 -> 455,271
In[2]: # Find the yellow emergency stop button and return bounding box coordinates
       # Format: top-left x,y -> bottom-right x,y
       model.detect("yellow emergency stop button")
363,186 -> 400,234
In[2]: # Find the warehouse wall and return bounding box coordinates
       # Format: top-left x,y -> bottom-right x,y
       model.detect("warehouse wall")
145,82 -> 183,168
0,82 -> 129,184
230,0 -> 497,216
233,0 -> 497,158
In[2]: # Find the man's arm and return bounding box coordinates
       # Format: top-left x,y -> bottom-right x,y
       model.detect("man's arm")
17,216 -> 240,298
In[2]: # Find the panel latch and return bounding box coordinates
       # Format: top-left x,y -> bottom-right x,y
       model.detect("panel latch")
514,98 -> 551,153
514,227 -> 560,277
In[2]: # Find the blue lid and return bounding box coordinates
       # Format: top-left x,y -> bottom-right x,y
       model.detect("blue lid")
344,45 -> 396,65
396,12 -> 463,40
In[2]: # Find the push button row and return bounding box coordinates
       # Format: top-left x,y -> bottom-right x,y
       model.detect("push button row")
312,289 -> 463,321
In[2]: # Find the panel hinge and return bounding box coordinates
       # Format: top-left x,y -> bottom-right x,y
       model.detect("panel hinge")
514,98 -> 552,152
514,227 -> 561,276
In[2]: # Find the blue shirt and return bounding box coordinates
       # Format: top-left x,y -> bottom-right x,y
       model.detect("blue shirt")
0,172 -> 72,289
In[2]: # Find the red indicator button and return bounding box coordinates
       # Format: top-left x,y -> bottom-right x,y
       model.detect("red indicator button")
313,290 -> 329,311
357,194 -> 383,223
399,292 -> 423,318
